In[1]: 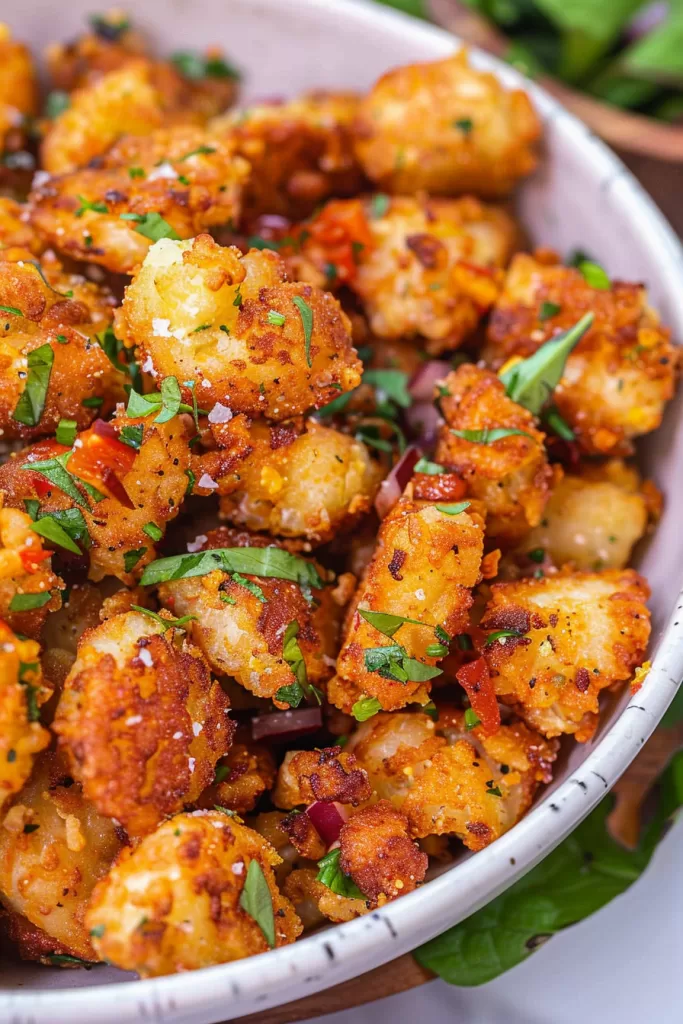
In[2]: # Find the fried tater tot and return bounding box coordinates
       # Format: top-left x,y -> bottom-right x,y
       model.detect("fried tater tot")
435,364 -> 552,545
484,253 -> 678,455
31,128 -> 249,274
332,494 -> 484,712
339,800 -> 427,903
53,609 -> 233,837
0,623 -> 50,811
212,92 -> 364,220
86,811 -> 302,976
272,746 -> 372,810
479,570 -> 651,741
214,417 -> 382,544
0,751 -> 122,961
353,49 -> 540,197
117,234 -> 362,418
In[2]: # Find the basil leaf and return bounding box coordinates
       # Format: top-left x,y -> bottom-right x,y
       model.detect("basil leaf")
363,644 -> 406,674
55,418 -> 77,447
316,389 -> 355,418
155,376 -> 182,424
316,848 -> 365,899
450,428 -> 534,444
22,456 -> 89,509
274,681 -> 305,709
415,749 -> 683,986
142,522 -> 162,542
119,212 -> 180,242
239,859 -> 276,948
31,509 -> 89,554
426,643 -> 449,657
358,608 -> 427,638
370,193 -> 390,219
96,324 -> 129,375
13,344 -> 54,427
539,301 -> 561,322
435,502 -> 471,515
231,571 -> 266,603
124,548 -> 147,573
9,592 -> 52,612
400,658 -> 443,681
414,457 -> 446,475
544,406 -> 575,441
577,260 -> 610,290
464,707 -> 481,730
292,296 -> 314,368
140,547 -> 323,589
125,389 -> 158,417
130,605 -> 196,632
119,424 -> 144,450
500,313 -> 594,416
23,499 -> 40,520
351,696 -> 382,722
362,369 -> 412,409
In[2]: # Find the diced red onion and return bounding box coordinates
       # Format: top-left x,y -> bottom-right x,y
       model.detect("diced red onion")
306,800 -> 348,847
374,445 -> 422,520
251,706 -> 323,742
404,400 -> 443,447
408,360 -> 452,402
91,418 -> 119,441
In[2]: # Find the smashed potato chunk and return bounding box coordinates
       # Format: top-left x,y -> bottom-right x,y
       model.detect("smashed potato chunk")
0,259 -> 123,441
353,49 -> 540,197
519,459 -> 652,571
118,234 -> 362,418
0,414 -> 191,583
212,92 -> 364,220
484,253 -> 677,454
214,416 -> 382,544
339,801 -> 427,903
159,559 -> 343,706
479,570 -> 651,741
86,811 -> 302,976
273,746 -> 372,809
31,128 -> 249,274
297,195 -> 517,354
0,624 -> 50,811
196,737 -> 276,815
435,364 -> 552,544
0,751 -> 122,960
53,610 -> 233,837
332,496 -> 484,712
0,198 -> 44,258
0,24 -> 38,157
0,501 -> 62,637
284,866 -> 367,924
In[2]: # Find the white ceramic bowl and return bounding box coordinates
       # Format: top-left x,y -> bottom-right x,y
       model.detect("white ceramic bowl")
3,1 -> 683,1021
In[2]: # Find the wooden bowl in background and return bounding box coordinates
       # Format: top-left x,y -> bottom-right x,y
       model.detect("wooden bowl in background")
427,0 -> 683,236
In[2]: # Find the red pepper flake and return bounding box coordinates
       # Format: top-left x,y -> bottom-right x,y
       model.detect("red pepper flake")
456,657 -> 500,737
19,547 -> 52,573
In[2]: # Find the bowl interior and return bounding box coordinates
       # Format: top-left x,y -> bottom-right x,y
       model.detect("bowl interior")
3,0 -> 683,1016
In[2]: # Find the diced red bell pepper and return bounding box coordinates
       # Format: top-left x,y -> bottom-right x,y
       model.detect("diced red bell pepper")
456,656 -> 501,737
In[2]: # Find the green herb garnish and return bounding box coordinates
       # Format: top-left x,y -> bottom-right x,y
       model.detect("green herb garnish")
316,847 -> 364,899
239,860 -> 276,948
12,344 -> 54,427
292,296 -> 314,367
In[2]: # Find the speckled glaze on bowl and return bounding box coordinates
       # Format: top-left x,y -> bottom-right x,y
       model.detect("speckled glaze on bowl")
2,0 -> 683,1021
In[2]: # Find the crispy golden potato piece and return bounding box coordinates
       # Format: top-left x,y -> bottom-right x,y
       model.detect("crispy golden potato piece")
353,49 -> 540,197
484,253 -> 678,455
284,867 -> 368,924
435,364 -> 552,544
53,609 -> 233,837
0,414 -> 191,584
346,709 -> 557,849
159,558 -> 343,706
0,501 -> 63,638
214,417 -> 382,544
332,494 -> 484,712
0,198 -> 44,258
479,570 -> 651,741
0,624 -> 50,811
212,92 -> 364,220
0,259 -> 124,442
0,24 -> 38,157
0,751 -> 122,961
44,12 -> 148,91
40,582 -> 105,695
196,737 -> 276,815
294,195 -> 517,354
339,800 -> 427,903
272,746 -> 372,810
86,810 -> 302,975
31,128 -> 249,274
519,459 -> 652,571
117,234 -> 361,418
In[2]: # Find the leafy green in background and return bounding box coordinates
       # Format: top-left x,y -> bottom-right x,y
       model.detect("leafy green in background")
415,750 -> 683,985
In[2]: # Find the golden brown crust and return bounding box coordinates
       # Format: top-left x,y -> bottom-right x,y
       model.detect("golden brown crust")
86,811 -> 302,976
284,866 -> 368,924
0,24 -> 38,157
484,253 -> 678,454
53,610 -> 233,838
479,569 -> 651,740
339,800 -> 427,904
0,623 -> 51,812
353,49 -> 540,197
196,740 -> 276,815
272,746 -> 372,809
279,810 -> 327,861
435,364 -> 552,544
0,501 -> 63,638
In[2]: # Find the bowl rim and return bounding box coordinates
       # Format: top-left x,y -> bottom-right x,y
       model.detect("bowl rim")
3,0 -> 683,1020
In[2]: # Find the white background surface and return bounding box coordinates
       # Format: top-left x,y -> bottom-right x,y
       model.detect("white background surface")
309,815 -> 683,1024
